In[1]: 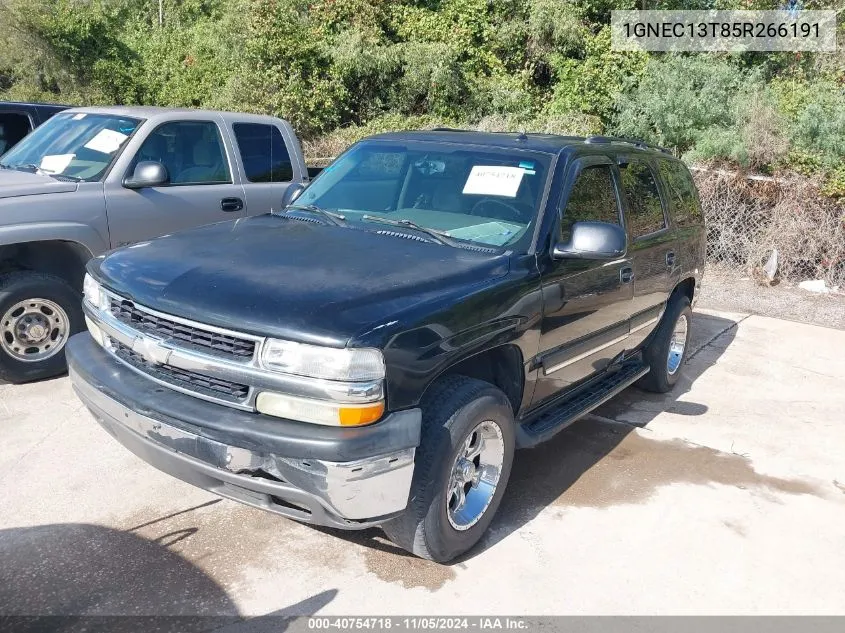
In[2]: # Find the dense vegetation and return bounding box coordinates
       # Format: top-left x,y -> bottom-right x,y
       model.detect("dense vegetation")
1,0 -> 843,193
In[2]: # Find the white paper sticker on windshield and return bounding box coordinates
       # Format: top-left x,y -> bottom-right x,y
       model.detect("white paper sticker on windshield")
39,154 -> 75,174
83,129 -> 128,154
462,166 -> 524,198
72,113 -> 86,120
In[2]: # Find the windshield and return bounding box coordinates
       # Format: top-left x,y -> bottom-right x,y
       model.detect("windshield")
297,140 -> 551,249
0,112 -> 141,182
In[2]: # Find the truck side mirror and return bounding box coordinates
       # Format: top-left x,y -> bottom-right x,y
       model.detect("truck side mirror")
553,221 -> 627,260
280,182 -> 307,208
124,161 -> 169,189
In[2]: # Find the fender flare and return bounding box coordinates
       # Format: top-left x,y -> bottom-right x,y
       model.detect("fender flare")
0,222 -> 107,257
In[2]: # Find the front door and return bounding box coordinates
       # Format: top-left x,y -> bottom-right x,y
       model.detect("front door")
532,156 -> 633,406
104,119 -> 246,247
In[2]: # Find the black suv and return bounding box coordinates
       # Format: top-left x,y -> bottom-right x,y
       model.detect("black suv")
68,130 -> 705,562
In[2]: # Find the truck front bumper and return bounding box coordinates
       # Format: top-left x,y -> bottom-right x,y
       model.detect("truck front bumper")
67,334 -> 421,529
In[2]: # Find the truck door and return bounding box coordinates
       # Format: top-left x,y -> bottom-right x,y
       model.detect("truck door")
618,156 -> 675,348
227,121 -> 299,214
103,118 -> 247,247
532,155 -> 634,406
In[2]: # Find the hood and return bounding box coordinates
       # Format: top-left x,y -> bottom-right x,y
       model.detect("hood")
92,214 -> 510,347
0,169 -> 78,198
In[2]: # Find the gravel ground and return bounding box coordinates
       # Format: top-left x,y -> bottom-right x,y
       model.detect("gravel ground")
699,271 -> 845,330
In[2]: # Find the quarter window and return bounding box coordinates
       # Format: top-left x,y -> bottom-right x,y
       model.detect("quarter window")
233,123 -> 293,182
620,160 -> 666,238
131,121 -> 231,186
561,164 -> 620,240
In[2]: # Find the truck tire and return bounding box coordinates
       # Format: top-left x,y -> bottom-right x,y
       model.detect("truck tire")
637,294 -> 692,393
383,375 -> 515,563
0,271 -> 84,384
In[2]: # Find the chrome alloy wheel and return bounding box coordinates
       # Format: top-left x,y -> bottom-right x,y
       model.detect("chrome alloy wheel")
446,420 -> 505,531
667,313 -> 689,376
0,298 -> 70,362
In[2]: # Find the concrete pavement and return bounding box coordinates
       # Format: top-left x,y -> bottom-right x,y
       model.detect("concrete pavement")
1,309 -> 844,616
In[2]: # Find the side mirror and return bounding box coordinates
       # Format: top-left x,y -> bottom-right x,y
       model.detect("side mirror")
553,221 -> 627,260
124,161 -> 169,189
280,182 -> 307,208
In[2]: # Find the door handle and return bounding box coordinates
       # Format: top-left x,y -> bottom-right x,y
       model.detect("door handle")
666,251 -> 676,267
221,197 -> 244,213
620,267 -> 634,284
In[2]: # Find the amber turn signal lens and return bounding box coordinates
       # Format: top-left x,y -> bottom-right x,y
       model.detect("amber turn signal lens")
339,401 -> 385,426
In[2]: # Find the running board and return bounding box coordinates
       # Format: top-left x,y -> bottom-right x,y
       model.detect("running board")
516,362 -> 649,448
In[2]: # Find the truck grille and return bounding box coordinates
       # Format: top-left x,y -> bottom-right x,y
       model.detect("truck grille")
112,340 -> 250,403
109,298 -> 255,361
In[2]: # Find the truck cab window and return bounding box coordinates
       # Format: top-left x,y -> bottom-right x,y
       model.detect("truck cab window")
131,121 -> 231,186
233,123 -> 293,182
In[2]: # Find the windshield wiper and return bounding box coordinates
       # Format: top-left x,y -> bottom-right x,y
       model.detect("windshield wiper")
4,163 -> 39,173
280,204 -> 347,226
1,162 -> 82,181
362,215 -> 459,248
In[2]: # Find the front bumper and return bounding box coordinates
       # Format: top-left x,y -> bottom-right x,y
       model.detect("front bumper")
67,334 -> 421,529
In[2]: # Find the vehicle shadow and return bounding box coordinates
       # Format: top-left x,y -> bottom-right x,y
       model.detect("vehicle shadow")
0,523 -> 337,632
325,311 -> 739,562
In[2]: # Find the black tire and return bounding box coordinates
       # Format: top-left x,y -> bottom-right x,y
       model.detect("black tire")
0,271 -> 84,384
382,375 -> 515,563
637,294 -> 692,393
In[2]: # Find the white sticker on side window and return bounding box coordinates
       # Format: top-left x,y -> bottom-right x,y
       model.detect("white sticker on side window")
83,129 -> 128,154
39,154 -> 75,174
462,166 -> 524,198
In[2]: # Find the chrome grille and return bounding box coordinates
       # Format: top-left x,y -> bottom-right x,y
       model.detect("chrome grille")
109,298 -> 255,361
112,340 -> 250,402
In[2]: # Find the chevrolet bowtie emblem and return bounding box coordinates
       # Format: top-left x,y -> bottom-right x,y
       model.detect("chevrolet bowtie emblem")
132,335 -> 172,365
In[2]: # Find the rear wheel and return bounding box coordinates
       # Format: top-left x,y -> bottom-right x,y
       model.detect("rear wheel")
0,272 -> 84,383
637,294 -> 692,393
383,375 -> 515,563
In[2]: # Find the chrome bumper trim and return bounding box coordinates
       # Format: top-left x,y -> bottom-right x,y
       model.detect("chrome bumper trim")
71,367 -> 415,524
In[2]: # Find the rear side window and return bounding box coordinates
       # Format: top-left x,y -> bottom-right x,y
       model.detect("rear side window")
658,159 -> 702,228
233,123 -> 293,182
620,160 -> 667,238
561,164 -> 620,240
0,113 -> 32,155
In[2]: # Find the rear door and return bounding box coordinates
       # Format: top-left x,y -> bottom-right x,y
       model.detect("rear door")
228,121 -> 298,214
618,156 -> 675,348
104,117 -> 247,247
532,155 -> 634,405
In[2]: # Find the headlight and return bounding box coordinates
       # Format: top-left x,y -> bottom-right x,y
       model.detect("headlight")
261,339 -> 385,381
83,274 -> 108,311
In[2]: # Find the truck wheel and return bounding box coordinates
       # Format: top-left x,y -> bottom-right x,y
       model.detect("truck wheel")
0,272 -> 84,384
637,294 -> 692,393
383,375 -> 515,563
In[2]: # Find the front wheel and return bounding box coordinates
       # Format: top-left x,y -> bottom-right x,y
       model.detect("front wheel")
383,376 -> 515,563
0,272 -> 84,383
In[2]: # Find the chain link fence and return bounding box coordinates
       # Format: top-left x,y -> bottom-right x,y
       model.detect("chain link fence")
693,169 -> 845,287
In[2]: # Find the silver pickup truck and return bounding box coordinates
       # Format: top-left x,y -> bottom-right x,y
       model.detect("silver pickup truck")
0,106 -> 310,383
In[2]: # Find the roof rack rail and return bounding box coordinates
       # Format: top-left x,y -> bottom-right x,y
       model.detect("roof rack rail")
429,126 -> 473,132
584,135 -> 672,154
